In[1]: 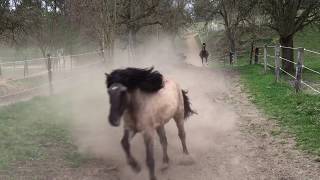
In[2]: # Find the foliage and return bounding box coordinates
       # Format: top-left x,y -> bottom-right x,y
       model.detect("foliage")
259,0 -> 320,73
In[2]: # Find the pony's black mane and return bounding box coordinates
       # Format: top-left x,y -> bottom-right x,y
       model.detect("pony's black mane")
106,67 -> 164,93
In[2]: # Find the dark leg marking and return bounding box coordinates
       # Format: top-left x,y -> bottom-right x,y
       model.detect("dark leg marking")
144,132 -> 157,180
121,129 -> 141,173
156,125 -> 169,164
176,120 -> 189,154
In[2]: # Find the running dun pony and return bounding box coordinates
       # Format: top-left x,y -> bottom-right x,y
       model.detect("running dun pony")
105,67 -> 196,180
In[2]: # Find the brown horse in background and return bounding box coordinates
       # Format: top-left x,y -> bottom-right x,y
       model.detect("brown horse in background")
199,43 -> 209,65
105,67 -> 196,180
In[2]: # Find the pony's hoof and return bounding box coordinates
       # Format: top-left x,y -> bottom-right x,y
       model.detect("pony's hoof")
129,161 -> 141,173
150,176 -> 157,180
178,154 -> 195,166
160,162 -> 169,172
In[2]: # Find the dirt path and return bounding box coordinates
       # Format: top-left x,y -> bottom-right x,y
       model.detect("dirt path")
3,36 -> 320,180
64,36 -> 319,180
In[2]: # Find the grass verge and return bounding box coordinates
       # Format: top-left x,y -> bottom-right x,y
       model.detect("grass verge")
233,58 -> 320,155
0,95 -> 87,170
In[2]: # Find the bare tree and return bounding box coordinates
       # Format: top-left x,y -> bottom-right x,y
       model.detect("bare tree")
194,0 -> 257,60
260,0 -> 320,73
0,0 -> 25,42
158,0 -> 192,37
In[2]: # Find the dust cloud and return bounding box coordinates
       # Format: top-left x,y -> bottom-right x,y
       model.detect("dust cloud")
64,34 -> 241,180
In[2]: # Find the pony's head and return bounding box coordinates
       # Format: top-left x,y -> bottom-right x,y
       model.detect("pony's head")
106,82 -> 128,127
105,67 -> 163,126
202,43 -> 206,49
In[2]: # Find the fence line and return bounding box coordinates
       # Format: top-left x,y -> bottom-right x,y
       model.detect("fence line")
251,44 -> 320,94
279,57 -> 297,65
304,48 -> 320,55
69,50 -> 102,57
280,45 -> 300,50
0,60 -> 103,99
279,68 -> 296,79
0,49 -> 105,101
303,65 -> 320,76
266,63 -> 275,69
0,49 -> 102,65
301,81 -> 320,94
6,70 -> 49,82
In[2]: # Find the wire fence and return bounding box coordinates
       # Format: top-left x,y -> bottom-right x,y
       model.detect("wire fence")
0,49 -> 105,102
251,45 -> 320,94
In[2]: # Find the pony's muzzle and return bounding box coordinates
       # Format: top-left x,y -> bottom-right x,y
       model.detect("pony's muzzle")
109,112 -> 121,127
109,113 -> 121,126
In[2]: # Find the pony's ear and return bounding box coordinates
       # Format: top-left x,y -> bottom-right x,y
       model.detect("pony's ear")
105,73 -> 110,78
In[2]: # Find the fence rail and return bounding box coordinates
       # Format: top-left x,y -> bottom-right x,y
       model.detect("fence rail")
253,45 -> 320,94
0,49 -> 105,102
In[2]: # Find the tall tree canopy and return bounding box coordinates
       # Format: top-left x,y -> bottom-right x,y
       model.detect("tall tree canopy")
260,0 -> 320,73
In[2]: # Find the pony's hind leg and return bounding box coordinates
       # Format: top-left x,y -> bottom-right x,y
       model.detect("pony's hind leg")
156,125 -> 169,165
174,116 -> 195,166
121,129 -> 141,173
143,130 -> 157,180
174,116 -> 189,155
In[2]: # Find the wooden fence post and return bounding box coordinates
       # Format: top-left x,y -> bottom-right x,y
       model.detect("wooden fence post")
254,47 -> 259,64
275,45 -> 281,82
234,51 -> 237,64
63,55 -> 66,70
263,45 -> 267,73
47,54 -> 53,95
0,60 -> 2,76
70,55 -> 73,70
250,41 -> 254,64
24,58 -> 29,78
102,48 -> 106,63
295,48 -> 304,92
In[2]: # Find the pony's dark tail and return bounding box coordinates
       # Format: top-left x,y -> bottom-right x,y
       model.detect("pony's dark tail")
182,90 -> 197,119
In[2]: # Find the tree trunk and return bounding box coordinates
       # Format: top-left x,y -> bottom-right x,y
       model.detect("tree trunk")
224,27 -> 236,64
228,35 -> 236,64
280,35 -> 294,74
250,40 -> 254,64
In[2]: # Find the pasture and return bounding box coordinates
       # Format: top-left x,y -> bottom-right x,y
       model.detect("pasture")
1,1 -> 320,179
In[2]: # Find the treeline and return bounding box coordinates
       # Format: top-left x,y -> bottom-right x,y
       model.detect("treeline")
2,0 -> 320,73
0,0 -> 191,58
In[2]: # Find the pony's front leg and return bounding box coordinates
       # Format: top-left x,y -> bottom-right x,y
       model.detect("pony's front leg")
143,130 -> 157,180
121,129 -> 141,173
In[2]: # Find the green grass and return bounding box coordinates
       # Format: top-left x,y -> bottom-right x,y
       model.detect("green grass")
0,95 -> 86,169
295,27 -> 320,84
233,55 -> 320,155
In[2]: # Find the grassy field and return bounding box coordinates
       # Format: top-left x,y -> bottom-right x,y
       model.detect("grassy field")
217,26 -> 320,156
236,62 -> 320,155
0,95 -> 86,170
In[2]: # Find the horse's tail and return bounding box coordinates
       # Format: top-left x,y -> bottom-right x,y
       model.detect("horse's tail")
182,90 -> 197,119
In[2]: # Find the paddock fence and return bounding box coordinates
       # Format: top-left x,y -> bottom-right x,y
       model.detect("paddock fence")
0,49 -> 106,103
252,45 -> 320,94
